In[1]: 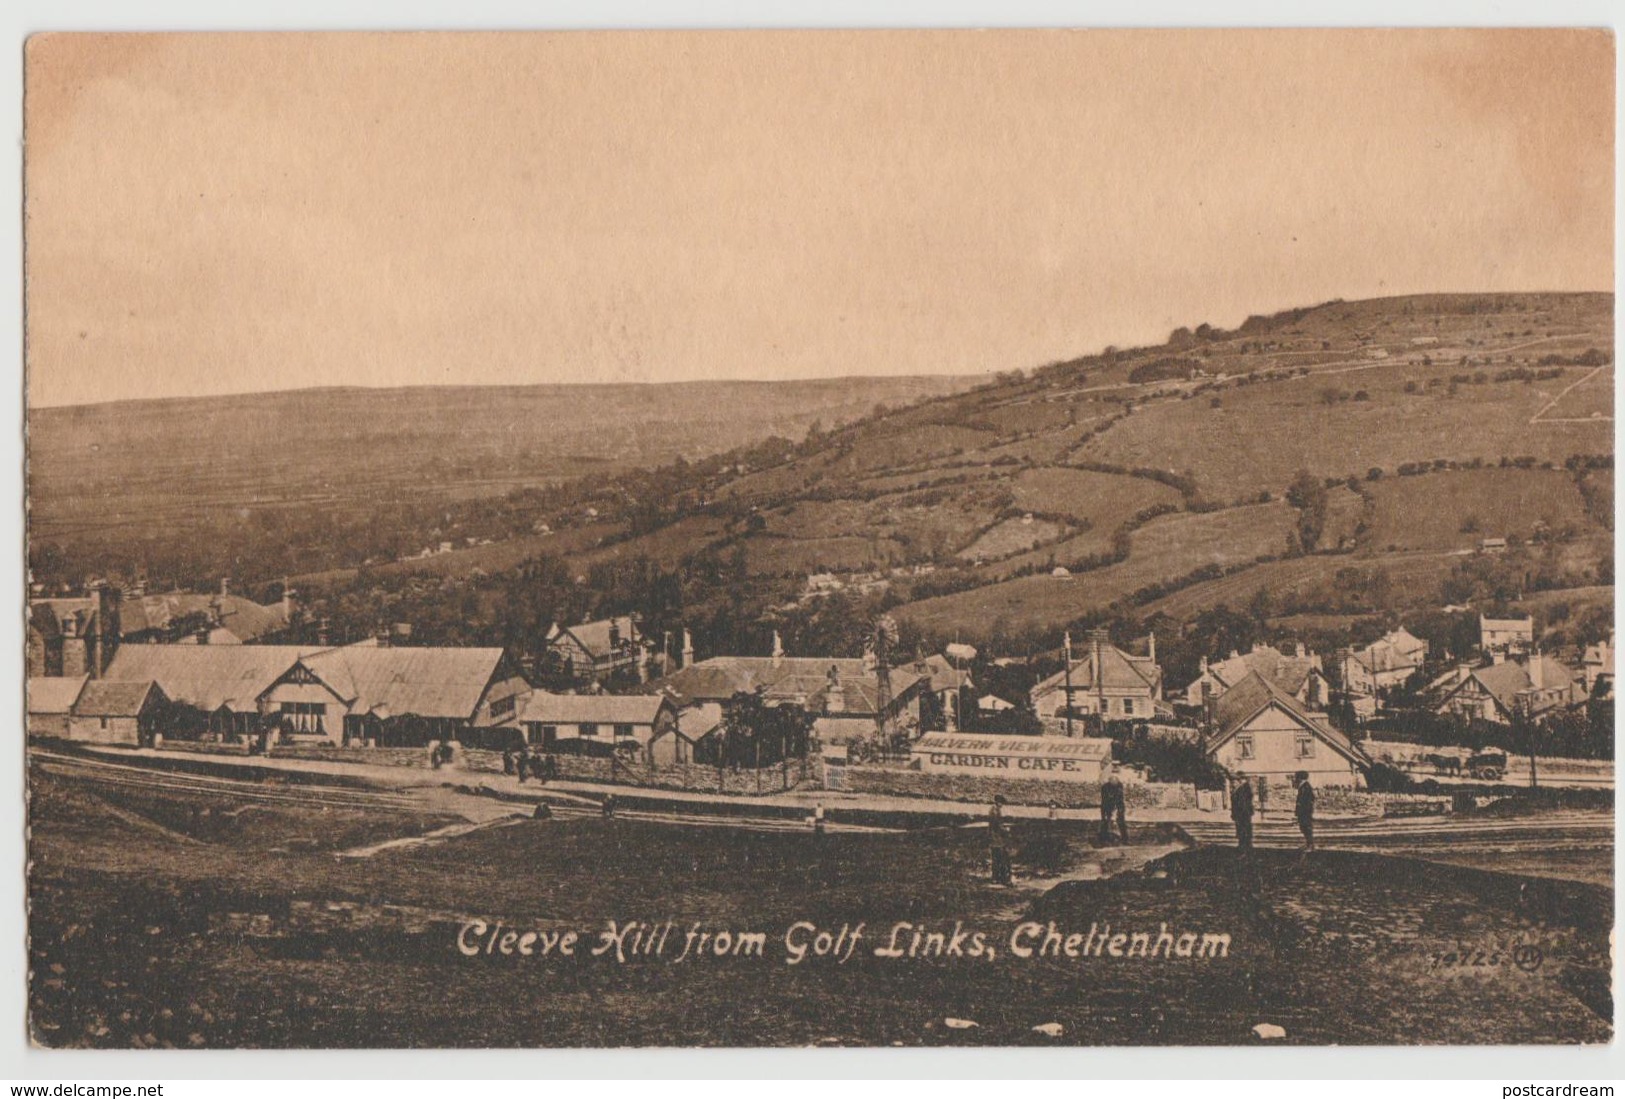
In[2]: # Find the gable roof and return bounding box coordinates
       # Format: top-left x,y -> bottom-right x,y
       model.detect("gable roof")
650,656 -> 929,716
1348,629 -> 1428,674
1204,644 -> 1321,696
1032,641 -> 1161,699
549,616 -> 639,659
121,591 -> 291,643
74,679 -> 166,718
1480,615 -> 1534,634
302,645 -> 513,720
1207,672 -> 1370,768
1440,655 -> 1577,716
518,692 -> 669,726
915,653 -> 973,694
27,676 -> 88,715
101,644 -> 324,713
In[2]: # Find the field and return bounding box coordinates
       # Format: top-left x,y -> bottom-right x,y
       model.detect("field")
1079,362 -> 1612,501
28,762 -> 1613,1047
896,502 -> 1297,640
1361,468 -> 1598,553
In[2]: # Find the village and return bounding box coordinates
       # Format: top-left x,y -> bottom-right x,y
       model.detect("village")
25,571 -> 1615,812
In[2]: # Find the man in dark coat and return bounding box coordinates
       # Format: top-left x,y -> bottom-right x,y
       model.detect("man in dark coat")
1294,771 -> 1316,853
1230,775 -> 1255,850
988,795 -> 1013,885
1099,766 -> 1128,845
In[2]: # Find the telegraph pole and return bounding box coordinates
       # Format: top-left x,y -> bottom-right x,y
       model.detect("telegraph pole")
1063,632 -> 1074,738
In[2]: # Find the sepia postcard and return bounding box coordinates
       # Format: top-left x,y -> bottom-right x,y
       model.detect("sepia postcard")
21,28 -> 1615,1050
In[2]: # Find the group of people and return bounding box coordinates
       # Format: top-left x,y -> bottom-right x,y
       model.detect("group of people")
986,768 -> 1320,884
1229,771 -> 1317,853
501,744 -> 559,783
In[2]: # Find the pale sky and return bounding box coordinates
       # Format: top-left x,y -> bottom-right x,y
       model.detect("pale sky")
24,29 -> 1614,408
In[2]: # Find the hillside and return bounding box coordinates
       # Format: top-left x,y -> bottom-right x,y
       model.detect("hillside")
29,292 -> 1614,661
26,375 -> 978,584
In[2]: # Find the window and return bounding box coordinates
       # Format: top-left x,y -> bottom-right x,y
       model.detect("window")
536,724 -> 557,747
278,701 -> 327,734
580,723 -> 599,738
99,717 -> 109,730
614,723 -> 634,739
489,695 -> 515,719
1121,698 -> 1135,716
1295,735 -> 1316,759
1236,735 -> 1254,760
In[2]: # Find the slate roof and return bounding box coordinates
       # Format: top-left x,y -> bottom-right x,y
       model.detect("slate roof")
74,679 -> 165,718
650,657 -> 929,716
27,676 -> 88,715
1207,671 -> 1370,767
121,591 -> 291,643
304,645 -> 512,720
1206,644 -> 1321,696
518,692 -> 669,726
549,616 -> 639,659
1348,628 -> 1428,673
1031,640 -> 1161,699
1442,655 -> 1577,716
101,644 -> 325,713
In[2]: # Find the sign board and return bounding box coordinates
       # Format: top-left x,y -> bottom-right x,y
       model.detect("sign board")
912,733 -> 1112,783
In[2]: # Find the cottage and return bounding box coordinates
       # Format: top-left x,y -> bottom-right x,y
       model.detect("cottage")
1205,672 -> 1370,790
1581,633 -> 1614,700
1480,615 -> 1534,655
1184,641 -> 1329,709
512,692 -> 678,760
912,653 -> 974,731
1429,653 -> 1580,725
1030,630 -> 1163,726
543,616 -> 647,685
650,653 -> 931,734
27,675 -> 87,738
1339,628 -> 1429,715
68,679 -> 169,746
648,702 -> 724,767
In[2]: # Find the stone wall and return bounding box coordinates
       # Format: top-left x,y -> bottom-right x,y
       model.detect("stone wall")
834,765 -> 1199,809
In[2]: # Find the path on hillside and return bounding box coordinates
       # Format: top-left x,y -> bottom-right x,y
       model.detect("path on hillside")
1529,363 -> 1612,424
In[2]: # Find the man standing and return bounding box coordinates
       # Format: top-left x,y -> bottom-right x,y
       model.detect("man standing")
1294,771 -> 1316,853
1099,767 -> 1128,845
988,795 -> 1013,886
1230,774 -> 1255,851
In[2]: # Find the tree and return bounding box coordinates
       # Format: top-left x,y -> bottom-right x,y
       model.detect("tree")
1285,469 -> 1329,553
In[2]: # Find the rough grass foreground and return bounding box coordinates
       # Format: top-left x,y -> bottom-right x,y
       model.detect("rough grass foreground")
28,770 -> 1612,1048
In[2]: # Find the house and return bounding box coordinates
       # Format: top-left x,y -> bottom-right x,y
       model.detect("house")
649,653 -> 932,739
1581,633 -> 1614,700
27,582 -> 122,678
1183,641 -> 1329,709
1480,615 -> 1534,655
543,616 -> 648,685
1030,630 -> 1164,727
1478,537 -> 1508,555
910,653 -> 974,731
1205,672 -> 1370,790
27,675 -> 87,738
98,642 -> 530,748
67,679 -> 169,746
1429,653 -> 1580,725
27,579 -> 297,678
978,694 -> 1015,713
1339,628 -> 1429,714
649,702 -> 724,767
511,692 -> 678,760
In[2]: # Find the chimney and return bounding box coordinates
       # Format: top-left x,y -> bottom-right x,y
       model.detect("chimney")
771,630 -> 784,668
220,577 -> 230,597
681,629 -> 694,669
1295,641 -> 1307,660
281,578 -> 295,620
195,626 -> 211,645
1090,629 -> 1109,712
1491,649 -> 1505,665
1456,662 -> 1474,684
1147,632 -> 1157,664
1529,649 -> 1543,691
375,629 -> 391,648
1201,679 -> 1217,735
608,621 -> 622,649
317,618 -> 331,647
